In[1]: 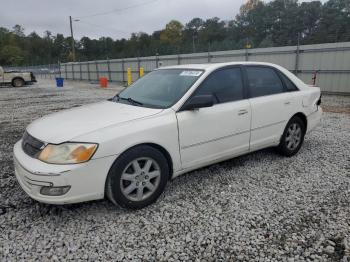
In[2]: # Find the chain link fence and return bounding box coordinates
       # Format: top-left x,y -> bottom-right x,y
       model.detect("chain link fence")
4,64 -> 60,80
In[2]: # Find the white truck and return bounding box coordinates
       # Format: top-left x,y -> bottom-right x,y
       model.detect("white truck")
0,66 -> 36,87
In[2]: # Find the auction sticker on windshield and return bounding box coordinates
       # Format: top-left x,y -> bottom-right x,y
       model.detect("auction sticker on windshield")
180,71 -> 202,77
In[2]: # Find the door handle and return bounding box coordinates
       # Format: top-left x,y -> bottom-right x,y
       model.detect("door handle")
284,101 -> 291,105
238,109 -> 248,116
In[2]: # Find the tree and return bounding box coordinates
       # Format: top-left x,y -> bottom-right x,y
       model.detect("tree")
314,0 -> 350,42
235,0 -> 267,48
183,18 -> 204,52
185,18 -> 204,32
1,0 -> 349,66
52,34 -> 69,62
298,1 -> 322,44
160,20 -> 184,48
200,17 -> 226,45
12,25 -> 25,37
239,0 -> 263,16
0,45 -> 24,65
265,0 -> 300,46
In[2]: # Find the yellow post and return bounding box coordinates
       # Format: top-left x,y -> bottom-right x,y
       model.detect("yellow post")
127,68 -> 132,86
139,67 -> 144,78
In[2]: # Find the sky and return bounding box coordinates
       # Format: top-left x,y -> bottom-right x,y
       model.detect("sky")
0,0 -> 327,40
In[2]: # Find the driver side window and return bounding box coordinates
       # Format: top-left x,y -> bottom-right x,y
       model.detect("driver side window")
195,67 -> 244,104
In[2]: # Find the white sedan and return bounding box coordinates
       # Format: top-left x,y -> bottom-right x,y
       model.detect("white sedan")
13,62 -> 322,209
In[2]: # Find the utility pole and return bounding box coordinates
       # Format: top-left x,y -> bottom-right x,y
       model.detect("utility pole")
192,34 -> 196,53
295,32 -> 301,75
192,30 -> 197,53
69,16 -> 76,62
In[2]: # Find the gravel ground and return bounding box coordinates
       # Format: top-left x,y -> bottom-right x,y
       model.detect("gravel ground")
322,95 -> 350,114
0,79 -> 349,261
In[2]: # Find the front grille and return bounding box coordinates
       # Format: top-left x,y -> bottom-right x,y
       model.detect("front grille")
22,131 -> 45,157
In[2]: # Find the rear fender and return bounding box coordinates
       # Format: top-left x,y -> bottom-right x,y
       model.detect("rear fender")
302,87 -> 321,110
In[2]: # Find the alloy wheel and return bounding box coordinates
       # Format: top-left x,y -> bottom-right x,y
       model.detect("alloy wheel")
285,123 -> 302,151
120,157 -> 161,202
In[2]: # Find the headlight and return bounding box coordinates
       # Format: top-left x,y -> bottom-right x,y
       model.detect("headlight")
38,143 -> 98,164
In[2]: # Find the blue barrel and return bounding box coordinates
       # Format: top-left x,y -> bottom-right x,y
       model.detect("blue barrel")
55,77 -> 64,87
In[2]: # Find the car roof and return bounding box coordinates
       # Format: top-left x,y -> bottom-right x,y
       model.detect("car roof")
159,61 -> 280,71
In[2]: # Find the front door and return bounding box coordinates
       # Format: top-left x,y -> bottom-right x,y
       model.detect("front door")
176,67 -> 251,169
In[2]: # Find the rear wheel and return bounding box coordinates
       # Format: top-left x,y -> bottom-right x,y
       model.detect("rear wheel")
277,116 -> 306,157
12,78 -> 25,87
106,145 -> 169,209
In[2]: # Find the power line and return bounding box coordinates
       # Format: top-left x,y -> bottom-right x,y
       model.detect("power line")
75,0 -> 160,19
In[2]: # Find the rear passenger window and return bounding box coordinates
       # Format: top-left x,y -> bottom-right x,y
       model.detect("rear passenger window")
246,67 -> 284,98
280,72 -> 299,92
196,68 -> 244,104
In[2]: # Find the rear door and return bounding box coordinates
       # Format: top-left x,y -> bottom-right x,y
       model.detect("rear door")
176,66 -> 251,169
243,65 -> 297,151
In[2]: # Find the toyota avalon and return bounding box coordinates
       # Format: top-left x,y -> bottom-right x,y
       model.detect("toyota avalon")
13,62 -> 322,209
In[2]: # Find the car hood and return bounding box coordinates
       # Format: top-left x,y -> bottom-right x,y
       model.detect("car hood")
26,101 -> 163,144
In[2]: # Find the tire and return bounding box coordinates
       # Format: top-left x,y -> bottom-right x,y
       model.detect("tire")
106,145 -> 170,209
12,78 -> 25,87
277,116 -> 306,157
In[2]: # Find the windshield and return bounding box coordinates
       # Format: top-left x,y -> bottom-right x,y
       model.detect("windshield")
115,69 -> 203,109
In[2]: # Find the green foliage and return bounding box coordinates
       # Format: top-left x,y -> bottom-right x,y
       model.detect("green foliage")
0,45 -> 24,65
160,20 -> 184,47
1,0 -> 349,66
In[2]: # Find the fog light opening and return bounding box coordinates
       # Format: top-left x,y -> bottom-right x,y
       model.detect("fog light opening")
40,186 -> 71,196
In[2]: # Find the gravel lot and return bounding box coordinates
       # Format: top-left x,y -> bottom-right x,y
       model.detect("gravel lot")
0,79 -> 349,261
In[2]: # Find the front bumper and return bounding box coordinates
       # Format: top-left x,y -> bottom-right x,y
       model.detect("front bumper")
13,140 -> 116,205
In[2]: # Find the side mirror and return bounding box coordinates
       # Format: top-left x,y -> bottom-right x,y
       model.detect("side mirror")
181,95 -> 214,111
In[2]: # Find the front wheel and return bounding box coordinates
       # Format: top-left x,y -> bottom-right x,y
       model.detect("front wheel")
106,145 -> 169,209
277,116 -> 306,157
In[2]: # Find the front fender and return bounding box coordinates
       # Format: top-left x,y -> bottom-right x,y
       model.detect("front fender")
75,110 -> 182,172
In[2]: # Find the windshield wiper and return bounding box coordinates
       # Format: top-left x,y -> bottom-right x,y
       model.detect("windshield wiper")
113,95 -> 143,106
125,97 -> 143,106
